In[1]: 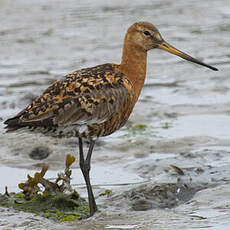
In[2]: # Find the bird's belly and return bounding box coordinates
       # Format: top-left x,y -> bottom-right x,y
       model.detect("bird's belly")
29,96 -> 136,139
21,116 -> 127,139
48,114 -> 129,139
83,100 -> 135,139
22,124 -> 87,138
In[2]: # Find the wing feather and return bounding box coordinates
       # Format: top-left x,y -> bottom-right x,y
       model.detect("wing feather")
4,64 -> 132,130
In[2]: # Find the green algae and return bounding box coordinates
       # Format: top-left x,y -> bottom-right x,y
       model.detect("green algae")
0,192 -> 89,221
0,154 -> 90,221
126,123 -> 147,137
162,122 -> 169,129
99,189 -> 112,197
132,124 -> 147,130
125,123 -> 158,138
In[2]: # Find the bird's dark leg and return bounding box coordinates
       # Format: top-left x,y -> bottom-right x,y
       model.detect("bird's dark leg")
78,138 -> 97,216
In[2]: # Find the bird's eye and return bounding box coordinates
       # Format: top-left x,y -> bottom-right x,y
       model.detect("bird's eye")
143,31 -> 151,36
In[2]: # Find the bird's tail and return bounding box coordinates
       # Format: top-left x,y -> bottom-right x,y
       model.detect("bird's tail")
4,115 -> 24,132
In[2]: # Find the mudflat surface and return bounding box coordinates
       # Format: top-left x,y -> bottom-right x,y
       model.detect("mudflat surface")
0,0 -> 230,229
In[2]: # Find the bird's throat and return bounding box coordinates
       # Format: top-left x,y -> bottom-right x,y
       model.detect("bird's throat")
120,42 -> 147,100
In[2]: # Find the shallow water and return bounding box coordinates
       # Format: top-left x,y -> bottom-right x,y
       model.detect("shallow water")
0,0 -> 230,229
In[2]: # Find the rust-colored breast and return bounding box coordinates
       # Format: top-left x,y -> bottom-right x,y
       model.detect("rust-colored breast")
85,76 -> 135,138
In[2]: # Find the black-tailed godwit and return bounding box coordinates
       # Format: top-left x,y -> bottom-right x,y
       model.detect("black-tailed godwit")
4,22 -> 218,216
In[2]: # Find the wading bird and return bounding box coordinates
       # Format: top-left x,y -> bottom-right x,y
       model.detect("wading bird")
4,22 -> 218,216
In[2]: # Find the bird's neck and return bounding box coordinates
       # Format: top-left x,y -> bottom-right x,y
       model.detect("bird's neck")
120,42 -> 147,100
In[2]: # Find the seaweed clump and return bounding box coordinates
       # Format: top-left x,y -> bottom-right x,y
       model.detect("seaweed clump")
0,154 -> 89,222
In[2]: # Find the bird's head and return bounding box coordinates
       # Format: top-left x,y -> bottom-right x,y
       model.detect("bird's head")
126,21 -> 218,71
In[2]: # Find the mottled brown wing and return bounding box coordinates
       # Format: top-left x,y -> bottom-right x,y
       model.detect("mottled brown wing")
4,64 -> 132,130
52,85 -> 129,126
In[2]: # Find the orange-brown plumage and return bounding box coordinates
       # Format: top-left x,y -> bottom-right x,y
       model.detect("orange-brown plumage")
4,22 -> 218,216
4,63 -> 135,138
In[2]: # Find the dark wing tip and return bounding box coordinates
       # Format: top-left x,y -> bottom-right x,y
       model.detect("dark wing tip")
4,116 -> 19,125
4,119 -> 11,125
4,116 -> 22,132
4,126 -> 20,132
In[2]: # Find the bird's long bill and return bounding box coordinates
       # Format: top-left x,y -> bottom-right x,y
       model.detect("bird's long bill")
158,40 -> 218,71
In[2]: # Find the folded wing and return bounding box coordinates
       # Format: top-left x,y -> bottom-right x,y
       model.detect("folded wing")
4,64 -> 131,131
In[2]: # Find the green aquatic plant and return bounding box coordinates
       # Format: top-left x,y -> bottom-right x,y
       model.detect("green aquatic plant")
18,154 -> 78,199
162,122 -> 169,129
124,123 -> 158,138
126,123 -> 147,137
99,189 -> 112,197
132,123 -> 147,130
0,154 -> 89,221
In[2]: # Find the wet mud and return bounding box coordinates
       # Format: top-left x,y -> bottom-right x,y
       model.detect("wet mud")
0,0 -> 230,229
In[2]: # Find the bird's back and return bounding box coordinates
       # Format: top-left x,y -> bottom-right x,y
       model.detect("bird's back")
4,63 -> 135,139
